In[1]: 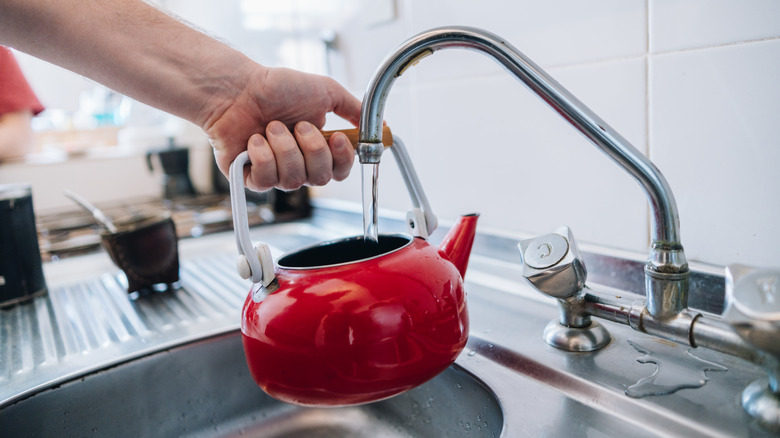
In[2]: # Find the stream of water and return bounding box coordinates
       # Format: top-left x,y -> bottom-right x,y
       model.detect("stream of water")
361,162 -> 380,243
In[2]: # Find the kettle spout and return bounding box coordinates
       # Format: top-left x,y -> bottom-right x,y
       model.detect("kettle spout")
439,214 -> 479,279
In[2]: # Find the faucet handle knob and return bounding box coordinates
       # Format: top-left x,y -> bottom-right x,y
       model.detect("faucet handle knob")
518,226 -> 587,299
723,264 -> 780,356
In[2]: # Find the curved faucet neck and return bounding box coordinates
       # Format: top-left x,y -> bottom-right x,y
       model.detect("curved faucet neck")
357,26 -> 688,318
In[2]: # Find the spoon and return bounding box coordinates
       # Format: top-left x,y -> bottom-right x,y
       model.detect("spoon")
63,189 -> 118,233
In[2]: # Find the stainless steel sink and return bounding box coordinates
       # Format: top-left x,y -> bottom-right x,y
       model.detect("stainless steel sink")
1,204 -> 776,437
0,331 -> 502,437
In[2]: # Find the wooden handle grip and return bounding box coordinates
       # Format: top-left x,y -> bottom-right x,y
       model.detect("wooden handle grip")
320,126 -> 393,149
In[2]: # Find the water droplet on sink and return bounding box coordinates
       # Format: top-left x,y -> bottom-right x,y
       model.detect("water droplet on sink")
467,349 -> 477,356
625,338 -> 727,398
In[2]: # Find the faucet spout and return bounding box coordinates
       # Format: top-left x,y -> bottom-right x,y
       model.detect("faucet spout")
357,26 -> 688,319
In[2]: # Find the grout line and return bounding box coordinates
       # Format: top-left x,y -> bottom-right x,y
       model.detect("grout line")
410,35 -> 780,89
645,0 -> 652,248
645,0 -> 652,160
650,35 -> 780,57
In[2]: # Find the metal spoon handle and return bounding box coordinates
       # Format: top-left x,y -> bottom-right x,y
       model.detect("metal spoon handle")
63,189 -> 118,233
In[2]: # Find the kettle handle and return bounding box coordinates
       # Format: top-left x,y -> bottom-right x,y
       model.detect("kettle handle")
321,129 -> 439,239
229,151 -> 275,287
226,127 -> 391,286
388,136 -> 438,239
329,126 -> 438,238
228,128 -> 438,284
324,127 -> 437,237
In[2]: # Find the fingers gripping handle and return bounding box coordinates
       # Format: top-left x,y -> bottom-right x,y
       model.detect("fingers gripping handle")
229,151 -> 275,287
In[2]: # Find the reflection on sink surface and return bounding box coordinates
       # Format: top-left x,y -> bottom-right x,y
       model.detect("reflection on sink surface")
0,332 -> 503,438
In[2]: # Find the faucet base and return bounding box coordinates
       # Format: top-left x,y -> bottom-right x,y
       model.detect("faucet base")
543,319 -> 611,352
742,379 -> 780,432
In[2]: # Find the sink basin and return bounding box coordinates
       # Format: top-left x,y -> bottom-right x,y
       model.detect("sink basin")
0,331 -> 503,437
2,205 -> 776,437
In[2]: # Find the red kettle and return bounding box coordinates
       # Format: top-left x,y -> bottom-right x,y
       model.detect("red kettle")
229,135 -> 477,406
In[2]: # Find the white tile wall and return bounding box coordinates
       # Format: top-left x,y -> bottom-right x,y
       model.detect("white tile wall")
650,0 -> 780,52
650,39 -> 780,267
316,0 -> 780,268
408,58 -> 649,252
15,0 -> 776,268
409,0 -> 647,68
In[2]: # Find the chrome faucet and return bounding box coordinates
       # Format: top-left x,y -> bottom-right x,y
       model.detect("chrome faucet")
356,26 -> 780,432
356,26 -> 688,321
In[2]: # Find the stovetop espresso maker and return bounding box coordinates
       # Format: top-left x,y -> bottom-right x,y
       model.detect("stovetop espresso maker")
146,138 -> 196,199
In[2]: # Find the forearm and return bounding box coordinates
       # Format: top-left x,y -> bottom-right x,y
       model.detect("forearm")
0,0 -> 258,127
0,0 -> 362,188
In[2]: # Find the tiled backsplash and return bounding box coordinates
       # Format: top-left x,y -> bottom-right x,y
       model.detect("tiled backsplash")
318,0 -> 780,268
15,1 -> 778,269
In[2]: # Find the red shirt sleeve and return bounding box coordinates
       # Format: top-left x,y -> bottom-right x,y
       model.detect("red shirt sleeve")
0,46 -> 45,116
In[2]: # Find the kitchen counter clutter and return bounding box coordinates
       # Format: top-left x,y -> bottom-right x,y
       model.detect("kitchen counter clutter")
0,204 -> 774,437
0,133 -> 215,213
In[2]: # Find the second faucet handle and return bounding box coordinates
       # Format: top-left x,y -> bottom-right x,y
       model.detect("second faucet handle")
723,264 -> 780,355
722,264 -> 780,432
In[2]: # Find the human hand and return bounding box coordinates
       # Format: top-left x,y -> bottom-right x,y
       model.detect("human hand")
0,0 -> 361,190
205,65 -> 362,191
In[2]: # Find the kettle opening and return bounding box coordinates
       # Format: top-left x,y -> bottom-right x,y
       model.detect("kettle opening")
277,234 -> 412,269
